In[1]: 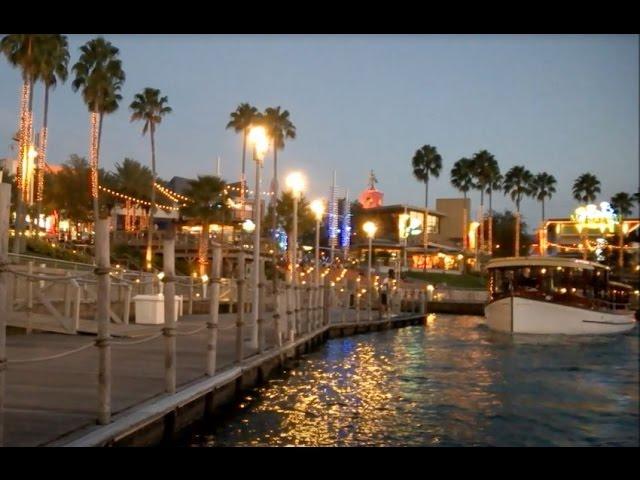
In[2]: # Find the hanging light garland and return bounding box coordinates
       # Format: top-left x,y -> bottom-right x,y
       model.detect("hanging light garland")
15,82 -> 30,194
99,185 -> 181,211
154,182 -> 192,203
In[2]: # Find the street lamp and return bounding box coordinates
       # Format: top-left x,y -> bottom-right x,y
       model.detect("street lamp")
285,172 -> 305,284
248,125 -> 269,349
310,199 -> 325,287
363,220 -> 377,320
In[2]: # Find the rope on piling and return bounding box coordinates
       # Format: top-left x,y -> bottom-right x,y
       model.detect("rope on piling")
110,331 -> 164,346
176,324 -> 208,336
8,342 -> 95,364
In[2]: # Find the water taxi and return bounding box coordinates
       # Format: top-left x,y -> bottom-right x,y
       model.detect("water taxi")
485,257 -> 638,334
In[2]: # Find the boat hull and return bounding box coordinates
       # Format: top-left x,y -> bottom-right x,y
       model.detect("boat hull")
485,296 -> 637,335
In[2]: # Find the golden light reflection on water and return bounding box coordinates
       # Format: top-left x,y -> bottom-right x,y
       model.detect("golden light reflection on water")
194,315 -> 639,447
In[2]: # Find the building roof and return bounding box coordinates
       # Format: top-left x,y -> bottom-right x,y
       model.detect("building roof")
359,204 -> 447,217
486,256 -> 608,271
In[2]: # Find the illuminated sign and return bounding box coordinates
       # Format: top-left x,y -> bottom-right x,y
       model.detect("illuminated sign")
398,211 -> 423,239
571,202 -> 619,233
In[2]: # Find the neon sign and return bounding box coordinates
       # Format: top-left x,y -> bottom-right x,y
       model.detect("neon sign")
571,202 -> 619,233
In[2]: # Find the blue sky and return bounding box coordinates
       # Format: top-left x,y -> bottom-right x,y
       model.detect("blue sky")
0,34 -> 637,228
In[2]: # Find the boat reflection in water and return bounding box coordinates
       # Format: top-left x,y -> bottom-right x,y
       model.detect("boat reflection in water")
184,315 -> 639,447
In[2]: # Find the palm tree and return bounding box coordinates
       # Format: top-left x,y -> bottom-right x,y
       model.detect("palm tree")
470,150 -> 496,253
610,192 -> 634,269
484,156 -> 501,255
503,166 -> 533,257
572,173 -> 601,203
180,176 -> 230,275
226,103 -> 260,210
71,37 -> 125,224
33,34 -> 69,223
262,106 -> 296,206
412,145 -> 442,261
113,158 -> 153,201
450,157 -> 475,250
531,172 -> 557,222
1,34 -> 45,253
129,87 -> 172,270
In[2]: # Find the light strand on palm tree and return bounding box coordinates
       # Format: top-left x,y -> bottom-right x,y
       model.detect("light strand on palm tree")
89,111 -> 99,199
16,81 -> 30,194
35,126 -> 47,202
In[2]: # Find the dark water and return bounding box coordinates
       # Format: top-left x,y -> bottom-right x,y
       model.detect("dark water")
185,315 -> 639,447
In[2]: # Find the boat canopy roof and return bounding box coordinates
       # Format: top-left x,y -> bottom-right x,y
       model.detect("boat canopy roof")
486,256 -> 609,271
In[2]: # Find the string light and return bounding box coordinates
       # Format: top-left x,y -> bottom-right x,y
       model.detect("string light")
16,82 -> 30,194
89,112 -> 99,199
99,186 -> 181,211
154,182 -> 192,203
36,126 -> 47,202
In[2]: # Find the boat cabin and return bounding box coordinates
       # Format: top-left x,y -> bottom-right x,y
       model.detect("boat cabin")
486,257 -> 631,311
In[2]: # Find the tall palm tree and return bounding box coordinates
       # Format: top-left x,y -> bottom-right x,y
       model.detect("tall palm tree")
71,37 -> 125,224
610,192 -> 634,269
262,106 -> 296,286
484,156 -> 501,255
450,157 -> 475,250
1,34 -> 45,253
226,103 -> 260,210
33,34 -> 69,223
412,144 -> 442,261
262,106 -> 296,205
572,173 -> 601,203
180,176 -> 230,276
503,166 -> 533,257
531,172 -> 557,222
470,150 -> 496,253
129,87 -> 172,270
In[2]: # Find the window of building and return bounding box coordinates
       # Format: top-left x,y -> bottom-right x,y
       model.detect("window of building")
426,214 -> 439,234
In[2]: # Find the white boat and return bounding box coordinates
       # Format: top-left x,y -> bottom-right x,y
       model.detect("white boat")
485,257 -> 638,335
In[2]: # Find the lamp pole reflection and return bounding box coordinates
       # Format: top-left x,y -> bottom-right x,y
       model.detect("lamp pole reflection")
310,199 -> 325,287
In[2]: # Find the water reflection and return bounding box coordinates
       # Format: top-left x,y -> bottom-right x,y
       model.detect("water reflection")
187,315 -> 639,447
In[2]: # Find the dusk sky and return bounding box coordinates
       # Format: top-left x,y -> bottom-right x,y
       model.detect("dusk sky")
1,34 -> 637,228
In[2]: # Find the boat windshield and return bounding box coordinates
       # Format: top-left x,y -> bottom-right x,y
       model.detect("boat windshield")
488,264 -> 629,310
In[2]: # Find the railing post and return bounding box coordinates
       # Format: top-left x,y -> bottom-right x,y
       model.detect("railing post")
305,283 -> 312,333
257,261 -> 265,354
285,281 -> 294,341
188,276 -> 194,315
26,261 -> 33,334
273,273 -> 283,348
95,217 -> 111,425
163,233 -> 177,394
0,183 -> 12,446
355,279 -> 361,323
207,243 -> 222,376
235,251 -> 246,364
322,276 -> 330,327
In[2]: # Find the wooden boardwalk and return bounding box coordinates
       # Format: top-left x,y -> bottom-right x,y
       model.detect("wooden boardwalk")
3,309 -> 387,447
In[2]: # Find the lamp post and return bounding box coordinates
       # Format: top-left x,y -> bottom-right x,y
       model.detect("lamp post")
285,172 -> 305,284
363,220 -> 377,321
310,199 -> 325,287
248,126 -> 269,350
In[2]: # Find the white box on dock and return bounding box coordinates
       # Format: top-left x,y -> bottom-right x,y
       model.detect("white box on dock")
133,294 -> 183,324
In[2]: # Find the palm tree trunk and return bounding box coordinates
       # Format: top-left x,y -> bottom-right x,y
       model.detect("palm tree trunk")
515,206 -> 520,257
423,179 -> 429,272
479,190 -> 485,253
618,220 -> 624,269
488,188 -> 493,256
462,192 -> 468,251
199,221 -> 210,276
36,84 -> 50,230
241,129 -> 247,218
146,125 -> 157,271
90,111 -> 100,228
13,80 -> 30,254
